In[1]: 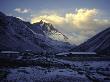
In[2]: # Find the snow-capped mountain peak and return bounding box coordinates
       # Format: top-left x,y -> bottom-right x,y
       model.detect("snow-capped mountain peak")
32,20 -> 68,42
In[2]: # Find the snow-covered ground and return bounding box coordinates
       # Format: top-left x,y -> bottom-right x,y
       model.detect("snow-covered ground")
1,61 -> 110,82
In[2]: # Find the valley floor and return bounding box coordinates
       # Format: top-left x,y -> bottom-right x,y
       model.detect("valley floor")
0,58 -> 110,82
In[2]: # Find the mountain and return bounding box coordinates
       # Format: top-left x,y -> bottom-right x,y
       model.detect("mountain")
32,20 -> 68,41
0,11 -> 73,53
71,27 -> 110,55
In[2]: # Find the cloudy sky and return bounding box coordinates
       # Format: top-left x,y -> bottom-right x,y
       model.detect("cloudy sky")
0,0 -> 110,45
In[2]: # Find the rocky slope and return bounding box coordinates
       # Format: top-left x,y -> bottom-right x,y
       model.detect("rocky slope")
71,27 -> 110,55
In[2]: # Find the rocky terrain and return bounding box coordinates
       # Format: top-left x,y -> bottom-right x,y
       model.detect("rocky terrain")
0,57 -> 110,82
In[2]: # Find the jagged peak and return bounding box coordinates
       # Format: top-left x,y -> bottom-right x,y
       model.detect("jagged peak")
39,20 -> 43,24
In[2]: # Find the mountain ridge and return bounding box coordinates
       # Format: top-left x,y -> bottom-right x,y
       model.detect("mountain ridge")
0,11 -> 73,53
71,27 -> 110,55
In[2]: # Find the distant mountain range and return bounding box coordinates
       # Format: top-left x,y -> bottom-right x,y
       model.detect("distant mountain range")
71,27 -> 110,55
0,11 -> 110,55
0,11 -> 74,54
